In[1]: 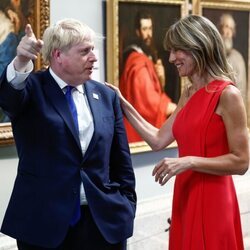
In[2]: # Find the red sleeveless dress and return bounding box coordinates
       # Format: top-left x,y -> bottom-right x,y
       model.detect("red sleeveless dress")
171,80 -> 244,250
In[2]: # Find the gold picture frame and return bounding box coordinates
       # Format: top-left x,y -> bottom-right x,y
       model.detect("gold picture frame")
106,0 -> 188,154
192,0 -> 250,126
0,0 -> 50,146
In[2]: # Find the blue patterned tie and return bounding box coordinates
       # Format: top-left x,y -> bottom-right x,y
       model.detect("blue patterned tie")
65,85 -> 81,225
65,86 -> 79,132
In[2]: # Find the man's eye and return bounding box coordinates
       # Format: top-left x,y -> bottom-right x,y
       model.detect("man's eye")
84,49 -> 91,54
80,50 -> 87,55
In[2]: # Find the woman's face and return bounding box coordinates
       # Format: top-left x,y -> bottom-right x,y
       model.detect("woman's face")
169,49 -> 196,77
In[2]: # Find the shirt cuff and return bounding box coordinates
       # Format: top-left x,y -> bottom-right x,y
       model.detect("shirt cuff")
6,58 -> 34,90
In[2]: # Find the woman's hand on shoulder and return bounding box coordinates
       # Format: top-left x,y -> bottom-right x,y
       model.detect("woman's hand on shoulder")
105,82 -> 131,112
105,82 -> 124,101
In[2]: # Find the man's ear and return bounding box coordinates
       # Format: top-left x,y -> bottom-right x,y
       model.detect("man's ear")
52,49 -> 62,63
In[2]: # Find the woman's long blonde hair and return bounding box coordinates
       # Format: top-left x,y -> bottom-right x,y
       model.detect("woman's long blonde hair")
164,15 -> 235,83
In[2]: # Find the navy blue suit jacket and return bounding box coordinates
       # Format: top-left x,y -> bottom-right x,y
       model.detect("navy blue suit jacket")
0,68 -> 136,248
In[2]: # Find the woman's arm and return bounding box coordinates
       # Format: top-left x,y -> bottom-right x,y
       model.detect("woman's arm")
105,82 -> 186,151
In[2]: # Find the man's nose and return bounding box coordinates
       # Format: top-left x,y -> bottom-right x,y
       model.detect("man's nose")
147,30 -> 152,37
90,51 -> 97,62
222,27 -> 233,38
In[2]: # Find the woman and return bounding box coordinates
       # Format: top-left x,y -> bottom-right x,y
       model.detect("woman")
107,15 -> 249,249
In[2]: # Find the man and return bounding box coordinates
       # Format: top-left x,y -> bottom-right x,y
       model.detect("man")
218,13 -> 247,106
119,11 -> 176,143
0,19 -> 136,250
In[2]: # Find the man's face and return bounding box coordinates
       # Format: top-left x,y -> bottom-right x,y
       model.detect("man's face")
136,18 -> 153,47
54,41 -> 97,86
220,17 -> 235,39
220,16 -> 235,53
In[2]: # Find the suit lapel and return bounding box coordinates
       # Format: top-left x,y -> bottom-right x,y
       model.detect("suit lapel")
43,73 -> 103,159
82,81 -> 102,161
43,70 -> 81,150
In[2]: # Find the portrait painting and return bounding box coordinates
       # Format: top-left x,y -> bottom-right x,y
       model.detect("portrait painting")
192,0 -> 250,126
203,8 -> 249,108
0,0 -> 50,145
106,0 -> 188,153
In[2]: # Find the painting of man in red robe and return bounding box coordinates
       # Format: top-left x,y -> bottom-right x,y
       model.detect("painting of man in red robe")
119,5 -> 181,143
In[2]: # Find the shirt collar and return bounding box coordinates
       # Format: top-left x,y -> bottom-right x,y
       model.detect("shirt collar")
49,67 -> 85,94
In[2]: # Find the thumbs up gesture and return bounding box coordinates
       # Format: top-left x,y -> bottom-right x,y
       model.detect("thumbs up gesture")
15,24 -> 44,71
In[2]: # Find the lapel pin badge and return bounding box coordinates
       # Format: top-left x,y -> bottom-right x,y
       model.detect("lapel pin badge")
93,93 -> 99,100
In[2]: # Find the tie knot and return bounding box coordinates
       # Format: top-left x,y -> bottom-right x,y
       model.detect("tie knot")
65,85 -> 74,94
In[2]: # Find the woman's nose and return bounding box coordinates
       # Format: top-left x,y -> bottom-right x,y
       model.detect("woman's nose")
169,50 -> 176,63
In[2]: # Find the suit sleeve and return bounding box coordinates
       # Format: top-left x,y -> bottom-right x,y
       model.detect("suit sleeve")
0,67 -> 29,120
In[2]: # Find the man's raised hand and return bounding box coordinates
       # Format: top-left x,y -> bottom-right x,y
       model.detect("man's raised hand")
16,24 -> 44,67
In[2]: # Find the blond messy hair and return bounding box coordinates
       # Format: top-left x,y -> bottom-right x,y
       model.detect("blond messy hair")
42,18 -> 95,64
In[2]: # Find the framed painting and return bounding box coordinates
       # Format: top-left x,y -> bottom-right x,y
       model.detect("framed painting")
0,0 -> 50,146
192,0 -> 250,125
106,0 -> 189,153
